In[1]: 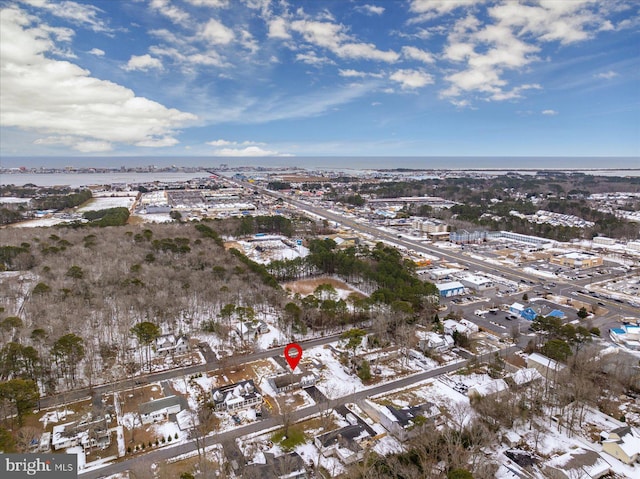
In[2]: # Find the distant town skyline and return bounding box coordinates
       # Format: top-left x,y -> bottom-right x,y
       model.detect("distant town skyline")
1,0 -> 639,159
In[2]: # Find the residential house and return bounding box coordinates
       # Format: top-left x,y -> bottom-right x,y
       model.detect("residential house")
415,330 -> 454,352
601,426 -> 640,465
139,395 -> 184,425
443,319 -> 478,337
211,379 -> 262,412
526,352 -> 565,380
236,321 -> 269,341
155,334 -> 189,356
543,448 -> 611,479
360,400 -> 439,442
468,379 -> 509,399
268,373 -> 318,394
51,420 -> 111,452
507,368 -> 543,389
243,452 -> 307,479
314,424 -> 369,465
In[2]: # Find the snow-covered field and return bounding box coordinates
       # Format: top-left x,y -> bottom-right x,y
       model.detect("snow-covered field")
0,196 -> 31,204
78,194 -> 137,212
12,216 -> 70,228
134,212 -> 174,223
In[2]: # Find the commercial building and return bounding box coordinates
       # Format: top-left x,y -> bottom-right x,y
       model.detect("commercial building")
593,236 -> 616,246
627,241 -> 640,252
550,252 -> 603,268
436,281 -> 465,297
609,325 -> 640,351
413,218 -> 448,235
459,273 -> 494,291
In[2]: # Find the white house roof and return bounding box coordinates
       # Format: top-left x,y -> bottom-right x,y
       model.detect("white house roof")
617,429 -> 640,457
511,368 -> 543,386
546,448 -> 611,479
528,352 -> 565,372
436,281 -> 465,291
510,302 -> 524,311
469,379 -> 509,397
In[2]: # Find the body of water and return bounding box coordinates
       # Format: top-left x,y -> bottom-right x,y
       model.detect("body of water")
0,171 -> 211,188
1,156 -> 639,187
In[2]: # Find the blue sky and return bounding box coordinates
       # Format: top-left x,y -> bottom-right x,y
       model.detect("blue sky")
1,0 -> 639,159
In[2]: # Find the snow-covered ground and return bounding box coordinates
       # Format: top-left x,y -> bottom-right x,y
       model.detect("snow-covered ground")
78,194 -> 136,212
0,197 -> 31,204
133,212 -> 174,223
12,216 -> 70,228
523,267 -> 558,279
40,409 -> 75,429
311,342 -> 437,400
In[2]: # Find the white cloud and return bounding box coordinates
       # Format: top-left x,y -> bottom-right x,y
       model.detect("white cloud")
211,146 -> 289,157
290,19 -> 399,62
202,18 -> 235,45
206,139 -> 234,146
18,0 -> 112,32
595,70 -> 618,79
438,0 -> 613,105
409,0 -> 486,22
542,109 -> 558,115
356,5 -> 385,16
268,17 -> 291,39
123,54 -> 163,71
34,135 -> 113,152
1,6 -> 196,153
401,45 -> 434,64
339,69 -> 368,78
88,48 -> 105,56
295,51 -> 335,66
390,69 -> 434,90
136,137 -> 180,147
150,0 -> 190,26
185,0 -> 229,7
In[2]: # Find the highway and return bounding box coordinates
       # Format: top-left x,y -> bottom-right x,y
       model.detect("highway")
74,179 -> 636,476
243,183 -> 638,322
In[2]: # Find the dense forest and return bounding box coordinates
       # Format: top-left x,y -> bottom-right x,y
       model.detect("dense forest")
0,220 -> 439,398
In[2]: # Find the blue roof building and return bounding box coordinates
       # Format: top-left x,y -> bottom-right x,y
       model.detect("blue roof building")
521,307 -> 537,321
436,281 -> 465,297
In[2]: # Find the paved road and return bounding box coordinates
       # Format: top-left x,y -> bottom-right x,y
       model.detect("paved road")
39,332 -> 349,410
80,345 -> 519,478
245,184 -> 638,331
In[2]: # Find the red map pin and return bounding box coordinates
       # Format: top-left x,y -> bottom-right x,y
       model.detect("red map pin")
284,343 -> 303,371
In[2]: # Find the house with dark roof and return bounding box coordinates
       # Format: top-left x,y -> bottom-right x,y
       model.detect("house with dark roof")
243,452 -> 307,479
268,372 -> 318,394
314,424 -> 369,465
211,379 -> 262,412
360,399 -> 439,441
